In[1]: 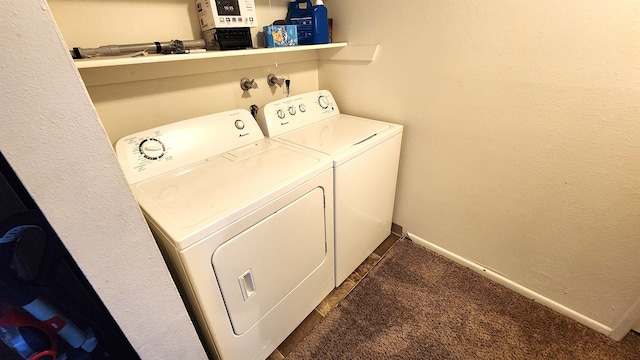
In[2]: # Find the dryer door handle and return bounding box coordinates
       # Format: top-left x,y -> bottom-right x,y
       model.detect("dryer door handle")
238,270 -> 256,301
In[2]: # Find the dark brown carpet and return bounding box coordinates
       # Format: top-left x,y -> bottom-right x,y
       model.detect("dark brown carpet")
287,239 -> 640,359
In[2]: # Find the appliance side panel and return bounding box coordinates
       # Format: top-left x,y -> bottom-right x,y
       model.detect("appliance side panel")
334,133 -> 403,284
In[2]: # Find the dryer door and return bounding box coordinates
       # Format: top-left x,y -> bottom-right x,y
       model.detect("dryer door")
212,187 -> 327,335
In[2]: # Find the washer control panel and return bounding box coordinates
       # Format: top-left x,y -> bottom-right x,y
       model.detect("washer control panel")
115,109 -> 264,184
257,90 -> 340,137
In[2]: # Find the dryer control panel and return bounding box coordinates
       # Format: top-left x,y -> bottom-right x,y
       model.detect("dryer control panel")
257,90 -> 341,137
115,109 -> 264,184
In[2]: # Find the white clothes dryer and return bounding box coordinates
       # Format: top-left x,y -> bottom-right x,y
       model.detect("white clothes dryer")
115,109 -> 335,360
257,90 -> 403,286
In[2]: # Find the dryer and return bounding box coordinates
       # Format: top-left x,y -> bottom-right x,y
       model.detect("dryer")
257,90 -> 403,285
115,109 -> 335,360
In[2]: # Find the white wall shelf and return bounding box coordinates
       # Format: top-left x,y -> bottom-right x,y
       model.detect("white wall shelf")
74,42 -> 348,69
73,42 -> 380,87
318,45 -> 379,62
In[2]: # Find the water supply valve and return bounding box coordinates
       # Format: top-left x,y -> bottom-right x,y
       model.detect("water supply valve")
267,74 -> 285,87
240,78 -> 258,91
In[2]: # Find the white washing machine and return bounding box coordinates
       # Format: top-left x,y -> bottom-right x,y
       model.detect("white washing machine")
257,90 -> 403,285
115,109 -> 335,360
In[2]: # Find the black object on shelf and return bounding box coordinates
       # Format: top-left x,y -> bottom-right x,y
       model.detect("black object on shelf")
210,28 -> 253,50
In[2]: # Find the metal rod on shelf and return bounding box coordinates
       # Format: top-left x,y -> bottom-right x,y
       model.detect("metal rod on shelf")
70,39 -> 206,59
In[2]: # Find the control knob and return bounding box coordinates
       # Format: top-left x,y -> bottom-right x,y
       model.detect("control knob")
139,138 -> 165,160
318,95 -> 330,109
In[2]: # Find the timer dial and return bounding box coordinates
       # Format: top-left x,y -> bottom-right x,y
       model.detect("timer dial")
318,95 -> 330,109
139,138 -> 165,160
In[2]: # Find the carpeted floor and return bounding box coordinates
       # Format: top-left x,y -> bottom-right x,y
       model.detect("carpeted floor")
286,239 -> 640,359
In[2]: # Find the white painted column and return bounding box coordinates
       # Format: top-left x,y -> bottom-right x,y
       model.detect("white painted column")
0,1 -> 207,358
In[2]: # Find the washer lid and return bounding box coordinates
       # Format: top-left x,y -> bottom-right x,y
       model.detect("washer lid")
277,114 -> 398,156
131,139 -> 330,250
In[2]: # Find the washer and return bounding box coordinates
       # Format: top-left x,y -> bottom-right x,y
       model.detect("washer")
115,109 -> 335,360
257,90 -> 403,285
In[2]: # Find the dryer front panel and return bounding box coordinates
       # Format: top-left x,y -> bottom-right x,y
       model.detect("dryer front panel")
212,187 -> 327,335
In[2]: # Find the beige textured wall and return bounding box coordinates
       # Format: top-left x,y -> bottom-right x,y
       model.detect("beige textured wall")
321,0 -> 640,336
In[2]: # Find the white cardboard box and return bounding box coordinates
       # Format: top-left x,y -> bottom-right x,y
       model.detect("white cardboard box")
195,0 -> 258,30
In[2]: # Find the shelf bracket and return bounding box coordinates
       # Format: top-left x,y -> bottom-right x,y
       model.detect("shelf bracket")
317,45 -> 378,62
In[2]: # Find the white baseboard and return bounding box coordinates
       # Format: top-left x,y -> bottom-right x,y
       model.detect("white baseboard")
407,232 -> 613,337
